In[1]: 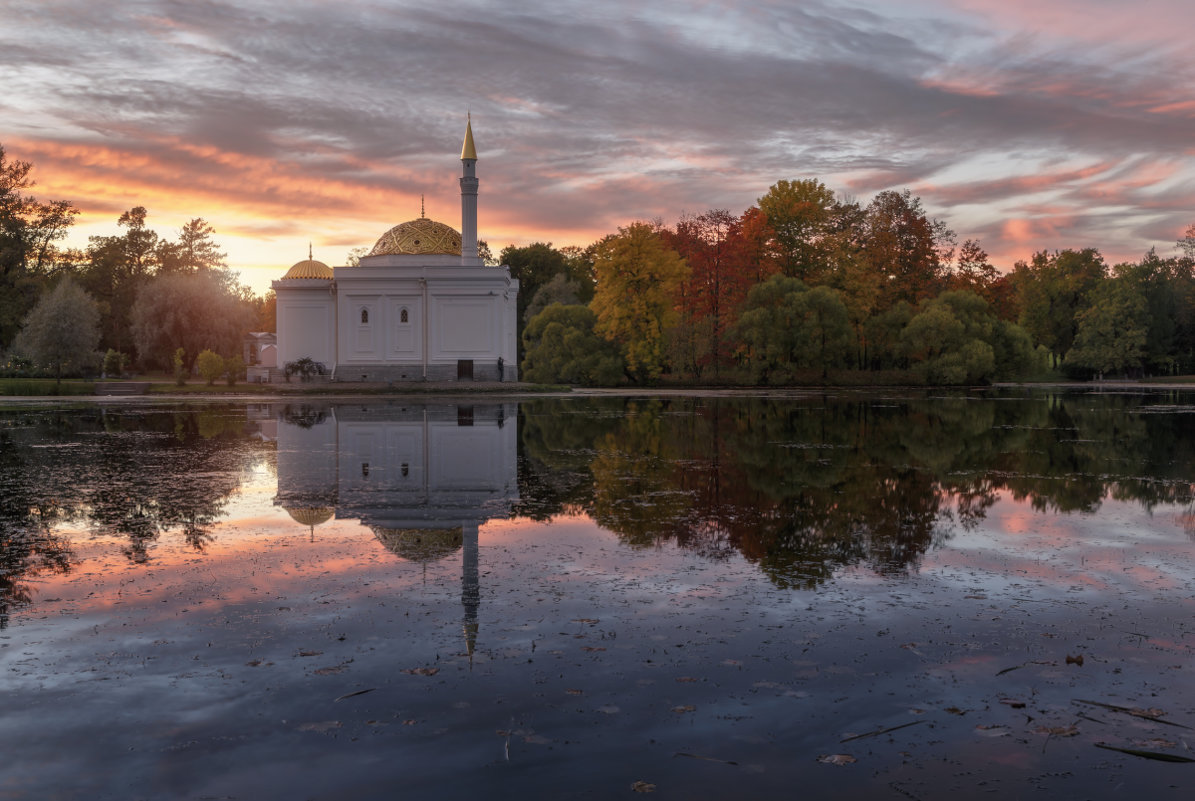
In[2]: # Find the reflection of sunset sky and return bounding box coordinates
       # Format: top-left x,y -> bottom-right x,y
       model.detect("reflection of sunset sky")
4,1 -> 1195,294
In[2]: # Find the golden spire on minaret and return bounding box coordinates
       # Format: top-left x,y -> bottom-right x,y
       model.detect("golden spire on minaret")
461,112 -> 477,161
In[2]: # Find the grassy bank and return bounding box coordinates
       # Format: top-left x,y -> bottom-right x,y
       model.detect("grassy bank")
0,378 -> 97,396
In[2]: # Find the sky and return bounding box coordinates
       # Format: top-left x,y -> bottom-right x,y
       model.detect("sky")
3,0 -> 1194,295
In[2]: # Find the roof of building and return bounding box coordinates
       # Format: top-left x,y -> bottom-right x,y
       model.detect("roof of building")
367,217 -> 462,257
281,259 -> 334,280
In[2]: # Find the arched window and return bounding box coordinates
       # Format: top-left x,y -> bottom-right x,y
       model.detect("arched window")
400,308 -> 409,324
360,308 -> 369,324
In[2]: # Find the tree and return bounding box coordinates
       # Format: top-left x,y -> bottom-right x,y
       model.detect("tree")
130,272 -> 255,371
521,304 -> 623,385
1064,276 -> 1148,376
11,276 -> 100,382
860,189 -> 955,307
663,209 -> 758,377
731,275 -> 854,382
157,218 -> 228,277
523,272 -> 583,324
756,179 -> 839,281
1012,249 -> 1106,366
80,206 -> 163,354
900,290 -> 1033,384
499,242 -> 570,337
590,222 -> 690,382
196,349 -> 225,385
0,145 -> 79,347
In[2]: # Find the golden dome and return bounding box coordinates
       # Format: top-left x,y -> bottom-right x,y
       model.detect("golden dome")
368,218 -> 462,257
286,506 -> 334,527
372,526 -> 463,562
282,259 -> 333,280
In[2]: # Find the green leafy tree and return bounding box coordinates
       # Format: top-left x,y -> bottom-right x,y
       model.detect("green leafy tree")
130,272 -> 255,371
900,290 -> 1031,384
1064,277 -> 1148,376
173,348 -> 186,385
732,275 -> 854,382
157,218 -> 228,277
11,277 -> 100,382
523,272 -> 583,324
590,222 -> 689,382
521,304 -> 624,385
499,242 -> 571,345
102,349 -> 126,377
0,145 -> 79,348
224,354 -> 245,386
1011,248 -> 1106,366
196,349 -> 225,385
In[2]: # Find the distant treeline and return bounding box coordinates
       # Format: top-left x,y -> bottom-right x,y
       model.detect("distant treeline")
5,144 -> 1194,384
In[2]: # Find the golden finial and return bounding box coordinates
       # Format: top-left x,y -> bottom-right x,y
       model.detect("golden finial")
461,112 -> 477,160
308,242 -> 312,261
421,195 -> 425,218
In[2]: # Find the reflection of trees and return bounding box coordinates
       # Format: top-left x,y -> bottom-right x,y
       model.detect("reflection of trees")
518,391 -> 1195,589
0,424 -> 74,627
0,405 -> 266,567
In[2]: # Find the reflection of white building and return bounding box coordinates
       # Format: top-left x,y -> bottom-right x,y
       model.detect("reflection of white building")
273,402 -> 518,538
273,401 -> 517,656
271,120 -> 519,383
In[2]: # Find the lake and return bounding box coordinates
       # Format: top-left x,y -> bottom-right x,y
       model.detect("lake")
1,390 -> 1193,799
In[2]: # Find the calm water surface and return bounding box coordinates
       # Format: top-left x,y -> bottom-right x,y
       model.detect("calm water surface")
1,390 -> 1193,799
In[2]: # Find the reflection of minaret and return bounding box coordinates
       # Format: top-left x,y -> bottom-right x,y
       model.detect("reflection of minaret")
275,402 -> 517,658
462,522 -> 479,661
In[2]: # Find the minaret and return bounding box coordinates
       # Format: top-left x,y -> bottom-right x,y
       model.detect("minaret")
460,114 -> 479,262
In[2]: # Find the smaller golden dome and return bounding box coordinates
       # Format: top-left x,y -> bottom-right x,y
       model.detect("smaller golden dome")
286,506 -> 334,527
282,259 -> 333,280
369,218 -> 462,257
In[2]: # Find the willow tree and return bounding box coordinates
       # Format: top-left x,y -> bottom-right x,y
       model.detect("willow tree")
12,276 -> 100,382
590,222 -> 689,382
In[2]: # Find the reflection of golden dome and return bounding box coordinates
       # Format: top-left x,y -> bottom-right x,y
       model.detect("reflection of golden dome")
373,526 -> 463,562
368,218 -> 462,257
282,259 -> 333,280
286,506 -> 334,526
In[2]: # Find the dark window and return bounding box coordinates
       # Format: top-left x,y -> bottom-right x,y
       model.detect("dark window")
360,308 -> 369,324
400,308 -> 409,323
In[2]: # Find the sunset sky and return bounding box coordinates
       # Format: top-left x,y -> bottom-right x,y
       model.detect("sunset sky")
3,0 -> 1194,295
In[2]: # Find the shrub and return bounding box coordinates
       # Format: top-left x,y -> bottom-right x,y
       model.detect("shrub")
196,349 -> 225,385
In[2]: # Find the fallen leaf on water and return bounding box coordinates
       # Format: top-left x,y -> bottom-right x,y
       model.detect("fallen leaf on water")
1066,654 -> 1085,666
401,667 -> 440,676
523,734 -> 551,745
581,646 -> 606,652
1035,725 -> 1079,737
631,781 -> 656,793
817,754 -> 856,766
334,688 -> 376,702
999,698 -> 1026,709
297,650 -> 323,657
598,706 -> 620,715
565,688 -> 584,695
676,677 -> 699,683
672,705 -> 697,714
314,665 -> 347,676
298,721 -> 341,733
975,725 -> 1011,738
721,659 -> 742,667
573,618 -> 600,624
945,707 -> 966,716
